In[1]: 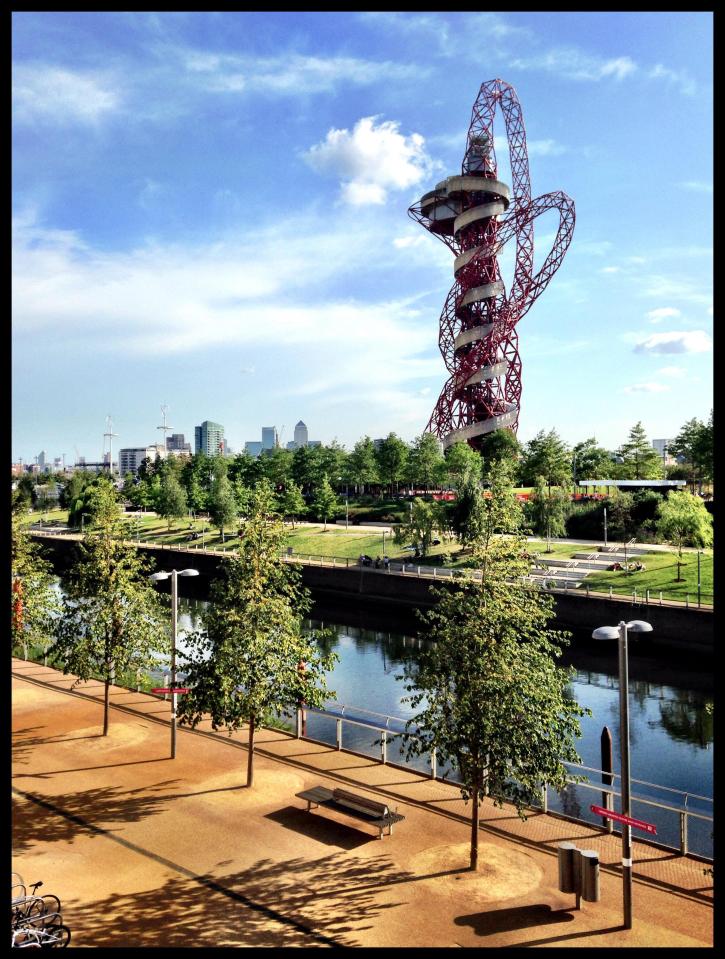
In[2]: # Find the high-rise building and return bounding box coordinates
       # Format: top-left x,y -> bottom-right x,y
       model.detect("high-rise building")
119,445 -> 168,476
293,421 -> 309,448
37,451 -> 47,471
195,421 -> 225,457
261,426 -> 278,450
245,441 -> 263,457
652,439 -> 676,465
166,433 -> 191,453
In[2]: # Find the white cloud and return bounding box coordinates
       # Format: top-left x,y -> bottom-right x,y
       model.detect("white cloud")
658,366 -> 687,378
600,266 -> 621,274
393,235 -> 428,249
649,64 -> 697,96
633,330 -> 712,354
678,180 -> 713,193
623,383 -> 670,394
646,307 -> 681,323
304,116 -> 435,205
180,50 -> 422,96
13,63 -> 120,125
510,48 -> 637,82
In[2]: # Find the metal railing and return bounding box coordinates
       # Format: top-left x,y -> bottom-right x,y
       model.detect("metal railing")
293,701 -> 713,859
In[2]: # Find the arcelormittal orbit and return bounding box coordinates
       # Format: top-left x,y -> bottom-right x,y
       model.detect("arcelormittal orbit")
409,79 -> 575,449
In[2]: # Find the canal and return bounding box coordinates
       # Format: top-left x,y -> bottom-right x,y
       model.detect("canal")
169,596 -> 713,859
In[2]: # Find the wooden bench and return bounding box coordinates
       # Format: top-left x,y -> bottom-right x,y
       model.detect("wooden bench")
296,785 -> 405,839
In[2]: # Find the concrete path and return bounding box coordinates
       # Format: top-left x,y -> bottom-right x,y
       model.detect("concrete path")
12,659 -> 712,948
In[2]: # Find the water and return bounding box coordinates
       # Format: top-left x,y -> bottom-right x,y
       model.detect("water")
171,598 -> 713,858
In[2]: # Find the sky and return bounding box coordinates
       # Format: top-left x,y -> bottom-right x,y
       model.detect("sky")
12,11 -> 713,464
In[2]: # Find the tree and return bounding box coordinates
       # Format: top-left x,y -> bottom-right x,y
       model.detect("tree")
311,477 -> 340,530
375,433 -> 409,495
617,422 -> 663,480
444,442 -> 482,489
407,433 -> 446,495
259,447 -> 293,490
48,481 -> 167,735
655,490 -> 713,581
398,459 -> 588,871
176,482 -> 337,787
157,470 -> 188,531
181,452 -> 214,513
393,497 -> 444,557
11,509 -> 60,659
278,484 -> 307,528
12,474 -> 36,512
348,436 -> 379,494
449,473 -> 486,547
519,429 -> 571,492
527,477 -> 569,552
608,492 -> 636,572
668,413 -> 713,492
317,441 -> 348,491
208,471 -> 238,543
478,429 -> 521,476
571,438 -> 612,483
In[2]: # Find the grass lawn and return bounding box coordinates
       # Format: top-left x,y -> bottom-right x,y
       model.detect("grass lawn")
22,508 -> 712,604
584,549 -> 713,604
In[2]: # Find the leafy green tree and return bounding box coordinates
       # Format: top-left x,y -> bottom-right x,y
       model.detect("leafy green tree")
407,432 -> 446,495
318,441 -> 348,490
157,470 -> 188,531
11,509 -> 60,659
348,436 -> 379,494
478,429 -> 521,476
259,447 -> 293,489
617,422 -> 663,480
571,438 -> 612,483
393,497 -> 444,557
232,479 -> 253,518
398,459 -> 588,871
228,450 -> 265,489
655,490 -> 713,581
375,433 -> 409,494
291,445 -> 326,493
177,481 -> 337,787
12,474 -> 36,512
181,452 -> 214,513
48,482 -> 167,735
519,429 -> 571,492
311,477 -> 340,530
208,471 -> 238,543
444,442 -> 482,489
608,492 -> 636,572
668,413 -> 713,492
449,473 -> 486,547
278,484 -> 307,528
527,477 -> 569,552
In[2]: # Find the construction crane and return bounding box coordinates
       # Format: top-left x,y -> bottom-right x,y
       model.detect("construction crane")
103,415 -> 118,476
157,404 -> 172,449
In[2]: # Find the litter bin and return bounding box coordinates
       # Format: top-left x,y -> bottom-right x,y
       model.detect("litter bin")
557,842 -> 578,894
579,849 -> 600,902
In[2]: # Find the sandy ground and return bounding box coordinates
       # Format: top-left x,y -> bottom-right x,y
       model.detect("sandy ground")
12,660 -> 713,948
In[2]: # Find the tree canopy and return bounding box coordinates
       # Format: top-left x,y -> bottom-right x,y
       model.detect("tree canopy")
177,481 -> 337,786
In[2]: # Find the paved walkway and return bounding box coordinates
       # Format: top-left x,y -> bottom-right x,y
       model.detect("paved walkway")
12,659 -> 713,948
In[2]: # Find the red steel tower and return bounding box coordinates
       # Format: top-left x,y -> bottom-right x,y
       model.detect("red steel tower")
409,79 -> 575,449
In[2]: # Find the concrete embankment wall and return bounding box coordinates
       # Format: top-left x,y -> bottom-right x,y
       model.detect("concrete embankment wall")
33,536 -> 713,654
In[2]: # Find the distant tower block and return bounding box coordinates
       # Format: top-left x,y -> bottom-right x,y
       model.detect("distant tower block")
409,78 -> 575,449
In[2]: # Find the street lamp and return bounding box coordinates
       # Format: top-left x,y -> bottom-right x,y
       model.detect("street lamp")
149,567 -> 199,758
592,618 -> 653,929
80,512 -> 91,535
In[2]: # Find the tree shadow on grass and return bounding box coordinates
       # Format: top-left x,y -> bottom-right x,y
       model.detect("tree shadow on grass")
65,853 -> 411,947
12,781 -> 178,854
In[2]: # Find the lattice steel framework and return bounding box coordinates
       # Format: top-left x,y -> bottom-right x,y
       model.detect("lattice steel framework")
409,79 -> 575,449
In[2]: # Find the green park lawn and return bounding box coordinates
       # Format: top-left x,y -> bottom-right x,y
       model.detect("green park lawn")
22,508 -> 712,604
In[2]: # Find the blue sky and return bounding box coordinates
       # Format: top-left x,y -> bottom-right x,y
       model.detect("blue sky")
12,11 -> 713,464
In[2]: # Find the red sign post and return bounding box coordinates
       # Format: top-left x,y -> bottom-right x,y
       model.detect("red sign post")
590,805 -> 657,835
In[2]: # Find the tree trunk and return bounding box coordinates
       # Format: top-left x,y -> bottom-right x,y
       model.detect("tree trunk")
103,678 -> 110,736
246,714 -> 255,787
470,782 -> 480,870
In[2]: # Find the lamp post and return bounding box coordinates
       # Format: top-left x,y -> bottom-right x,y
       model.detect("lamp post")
149,567 -> 199,758
592,618 -> 653,929
80,512 -> 90,535
603,507 -> 607,548
697,550 -> 702,607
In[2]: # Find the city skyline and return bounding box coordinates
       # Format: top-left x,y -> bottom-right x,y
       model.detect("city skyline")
12,12 -> 712,463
